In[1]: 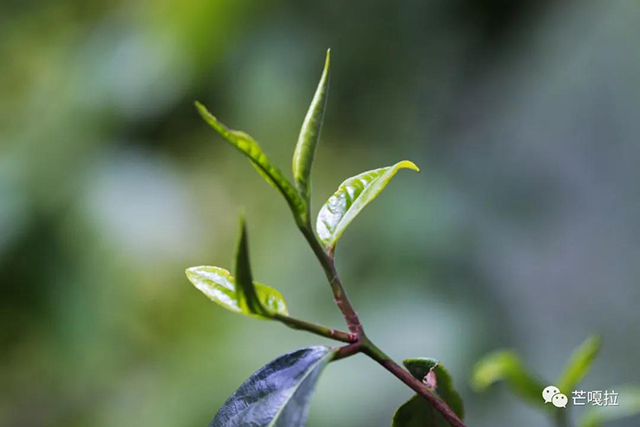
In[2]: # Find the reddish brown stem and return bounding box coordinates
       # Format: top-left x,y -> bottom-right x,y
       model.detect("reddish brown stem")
332,342 -> 361,361
300,227 -> 363,335
372,355 -> 466,427
299,224 -> 467,427
330,337 -> 467,427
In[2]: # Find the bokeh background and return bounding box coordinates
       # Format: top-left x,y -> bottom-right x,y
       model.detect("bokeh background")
2,1 -> 639,426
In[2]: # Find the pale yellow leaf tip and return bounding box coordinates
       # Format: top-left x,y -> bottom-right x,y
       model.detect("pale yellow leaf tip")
325,48 -> 331,69
398,160 -> 420,172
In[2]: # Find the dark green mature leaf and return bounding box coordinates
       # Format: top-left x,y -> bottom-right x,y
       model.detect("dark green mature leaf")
404,359 -> 464,419
393,358 -> 463,427
557,335 -> 602,394
472,350 -> 546,406
393,396 -> 436,427
316,160 -> 419,252
580,385 -> 640,427
211,346 -> 335,427
195,102 -> 306,221
292,49 -> 331,204
185,266 -> 288,319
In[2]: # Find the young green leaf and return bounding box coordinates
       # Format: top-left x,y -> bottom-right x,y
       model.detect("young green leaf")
316,160 -> 419,252
211,346 -> 335,427
195,102 -> 306,222
557,335 -> 602,394
580,385 -> 640,427
392,358 -> 464,427
292,49 -> 331,205
185,266 -> 288,319
234,216 -> 269,317
472,350 -> 546,406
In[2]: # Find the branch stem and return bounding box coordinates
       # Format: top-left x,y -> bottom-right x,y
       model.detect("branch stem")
273,313 -> 355,343
300,226 -> 363,335
332,342 -> 361,361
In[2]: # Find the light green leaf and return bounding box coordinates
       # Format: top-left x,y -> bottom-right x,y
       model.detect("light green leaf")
393,358 -> 464,427
580,386 -> 640,427
195,102 -> 306,221
211,346 -> 336,427
292,49 -> 331,205
472,350 -> 546,406
316,160 -> 419,252
185,266 -> 288,319
557,335 -> 602,394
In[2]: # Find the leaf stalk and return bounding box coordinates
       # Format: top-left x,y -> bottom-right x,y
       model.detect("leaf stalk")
273,313 -> 355,343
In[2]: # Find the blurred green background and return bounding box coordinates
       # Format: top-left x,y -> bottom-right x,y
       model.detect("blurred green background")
2,1 -> 640,426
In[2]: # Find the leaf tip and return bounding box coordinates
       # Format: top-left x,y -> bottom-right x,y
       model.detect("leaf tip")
399,160 -> 420,173
194,100 -> 206,114
185,266 -> 202,286
194,101 -> 216,123
591,333 -> 603,347
237,210 -> 247,229
325,48 -> 331,69
584,334 -> 603,357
